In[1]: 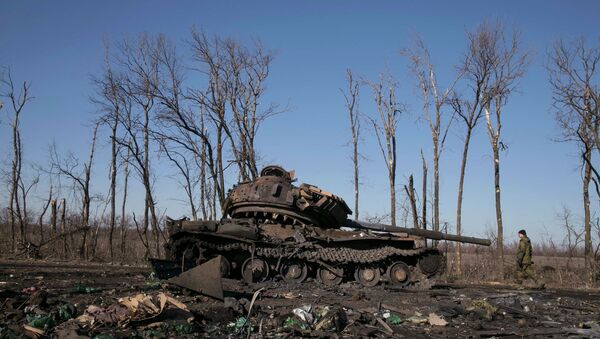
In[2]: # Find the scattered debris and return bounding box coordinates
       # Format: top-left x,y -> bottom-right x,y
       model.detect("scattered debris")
314,306 -> 347,332
427,312 -> 448,326
73,283 -> 100,294
292,305 -> 314,324
27,290 -> 48,307
382,310 -> 402,325
27,313 -> 56,330
375,317 -> 394,335
58,303 -> 77,321
282,291 -> 302,299
23,324 -> 45,337
406,312 -> 428,324
2,259 -> 600,338
21,286 -> 38,294
75,292 -> 189,327
468,299 -> 498,319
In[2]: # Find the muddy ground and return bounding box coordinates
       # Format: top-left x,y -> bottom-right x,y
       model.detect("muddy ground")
1,259 -> 599,338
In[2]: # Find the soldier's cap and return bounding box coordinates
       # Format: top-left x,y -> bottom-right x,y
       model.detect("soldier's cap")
518,229 -> 527,236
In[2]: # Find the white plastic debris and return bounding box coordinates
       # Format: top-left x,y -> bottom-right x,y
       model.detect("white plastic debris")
293,305 -> 314,324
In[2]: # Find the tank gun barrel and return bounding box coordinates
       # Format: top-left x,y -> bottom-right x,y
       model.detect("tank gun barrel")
347,220 -> 492,246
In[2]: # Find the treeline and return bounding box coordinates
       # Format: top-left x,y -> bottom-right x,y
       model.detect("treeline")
0,22 -> 599,283
342,22 -> 599,281
1,28 -> 282,261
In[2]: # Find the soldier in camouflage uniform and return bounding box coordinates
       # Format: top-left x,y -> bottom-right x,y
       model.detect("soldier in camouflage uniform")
515,229 -> 537,284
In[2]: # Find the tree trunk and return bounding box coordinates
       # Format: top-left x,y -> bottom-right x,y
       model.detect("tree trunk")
199,148 -> 208,220
9,186 -> 16,252
421,151 -> 427,230
433,140 -> 440,233
10,109 -> 24,250
37,191 -> 52,244
353,139 -> 359,221
216,128 -> 225,209
390,174 -> 396,227
109,119 -> 118,260
79,196 -> 89,260
120,149 -> 130,257
455,128 -> 473,276
60,198 -> 67,258
143,192 -> 150,259
405,175 -> 419,228
492,143 -> 504,279
50,199 -> 57,238
583,151 -> 592,284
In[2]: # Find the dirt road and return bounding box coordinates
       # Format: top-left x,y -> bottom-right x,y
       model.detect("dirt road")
1,259 -> 599,338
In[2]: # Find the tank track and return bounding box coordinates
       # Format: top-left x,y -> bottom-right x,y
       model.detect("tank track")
171,235 -> 434,263
170,234 -> 444,288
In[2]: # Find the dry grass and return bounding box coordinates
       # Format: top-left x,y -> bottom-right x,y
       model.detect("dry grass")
444,245 -> 598,288
1,221 -> 598,288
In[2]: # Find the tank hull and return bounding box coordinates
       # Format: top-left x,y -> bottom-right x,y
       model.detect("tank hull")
161,165 -> 487,288
164,218 -> 445,287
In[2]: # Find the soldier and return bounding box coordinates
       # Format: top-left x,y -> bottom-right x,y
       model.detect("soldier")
515,229 -> 537,284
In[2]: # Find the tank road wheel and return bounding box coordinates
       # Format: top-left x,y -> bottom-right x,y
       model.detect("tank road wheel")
387,262 -> 411,286
177,241 -> 203,268
241,258 -> 270,283
418,252 -> 445,277
317,266 -> 344,286
354,266 -> 381,287
279,260 -> 308,283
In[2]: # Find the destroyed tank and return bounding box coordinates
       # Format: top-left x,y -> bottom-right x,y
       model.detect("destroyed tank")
164,165 -> 491,288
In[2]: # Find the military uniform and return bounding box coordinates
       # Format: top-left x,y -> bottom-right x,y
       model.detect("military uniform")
516,235 -> 536,282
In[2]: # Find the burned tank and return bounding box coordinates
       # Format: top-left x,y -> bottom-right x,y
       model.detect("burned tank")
163,165 -> 491,288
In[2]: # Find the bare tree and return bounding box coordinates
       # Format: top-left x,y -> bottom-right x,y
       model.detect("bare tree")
188,30 -> 237,204
51,122 -> 100,259
1,70 -> 32,251
92,48 -> 123,260
151,29 -> 281,218
548,37 -> 599,281
481,22 -> 530,278
369,73 -> 402,227
404,39 -> 460,235
159,142 -> 199,219
110,34 -> 162,257
341,69 -> 361,219
559,206 -> 585,268
450,23 -> 500,275
225,38 -> 280,180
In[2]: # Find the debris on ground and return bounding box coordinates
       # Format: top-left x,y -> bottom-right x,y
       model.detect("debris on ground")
468,298 -> 498,319
73,283 -> 100,294
75,292 -> 190,327
406,311 -> 428,324
1,259 -> 600,338
314,306 -> 347,332
427,312 -> 448,326
382,310 -> 402,325
292,304 -> 314,324
21,286 -> 38,294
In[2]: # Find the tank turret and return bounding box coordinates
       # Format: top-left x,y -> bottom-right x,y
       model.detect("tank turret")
223,165 -> 351,228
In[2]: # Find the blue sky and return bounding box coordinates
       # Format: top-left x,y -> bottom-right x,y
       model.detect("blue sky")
1,1 -> 598,243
